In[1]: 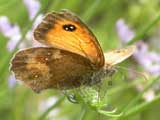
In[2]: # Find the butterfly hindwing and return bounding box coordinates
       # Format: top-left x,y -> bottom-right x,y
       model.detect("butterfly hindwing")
104,45 -> 136,66
11,47 -> 95,93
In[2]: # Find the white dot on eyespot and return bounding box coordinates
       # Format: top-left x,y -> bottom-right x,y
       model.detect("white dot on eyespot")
35,75 -> 39,78
47,52 -> 51,56
45,58 -> 49,61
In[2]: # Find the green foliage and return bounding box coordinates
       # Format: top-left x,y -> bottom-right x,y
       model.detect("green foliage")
0,0 -> 160,120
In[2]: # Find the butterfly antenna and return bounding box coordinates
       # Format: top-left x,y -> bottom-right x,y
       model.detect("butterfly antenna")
116,65 -> 148,81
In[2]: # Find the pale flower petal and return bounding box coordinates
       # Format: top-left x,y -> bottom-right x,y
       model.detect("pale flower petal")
116,19 -> 160,76
23,0 -> 41,20
8,74 -> 17,88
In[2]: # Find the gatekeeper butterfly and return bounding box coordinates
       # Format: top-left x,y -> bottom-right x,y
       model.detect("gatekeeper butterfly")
10,10 -> 136,93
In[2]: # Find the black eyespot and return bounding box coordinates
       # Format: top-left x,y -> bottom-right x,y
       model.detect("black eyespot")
62,24 -> 76,32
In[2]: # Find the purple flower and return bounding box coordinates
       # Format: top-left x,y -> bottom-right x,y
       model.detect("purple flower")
0,14 -> 44,51
0,13 -> 43,88
134,42 -> 160,76
8,75 -> 17,88
116,19 -> 160,76
116,19 -> 135,44
0,16 -> 20,37
26,14 -> 45,47
115,18 -> 160,101
0,16 -> 24,51
23,0 -> 41,20
7,34 -> 22,51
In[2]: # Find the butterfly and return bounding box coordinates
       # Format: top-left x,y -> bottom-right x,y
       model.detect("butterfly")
10,10 -> 136,93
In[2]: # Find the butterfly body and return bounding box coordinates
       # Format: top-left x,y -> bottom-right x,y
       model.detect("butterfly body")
10,10 -> 136,93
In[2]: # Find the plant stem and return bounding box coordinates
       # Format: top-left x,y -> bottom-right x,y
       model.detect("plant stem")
128,13 -> 160,45
38,96 -> 65,120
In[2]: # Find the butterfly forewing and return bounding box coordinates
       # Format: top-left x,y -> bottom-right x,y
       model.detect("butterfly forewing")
11,47 -> 97,93
33,10 -> 104,67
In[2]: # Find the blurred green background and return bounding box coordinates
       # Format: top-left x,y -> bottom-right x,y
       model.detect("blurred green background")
0,0 -> 160,120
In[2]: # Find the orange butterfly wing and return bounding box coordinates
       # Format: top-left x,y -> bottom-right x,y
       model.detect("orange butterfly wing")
33,10 -> 104,67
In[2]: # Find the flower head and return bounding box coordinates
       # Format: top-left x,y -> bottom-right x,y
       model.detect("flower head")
116,18 -> 160,101
116,19 -> 160,76
23,0 -> 41,20
116,19 -> 135,44
8,75 -> 17,88
0,16 -> 23,51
